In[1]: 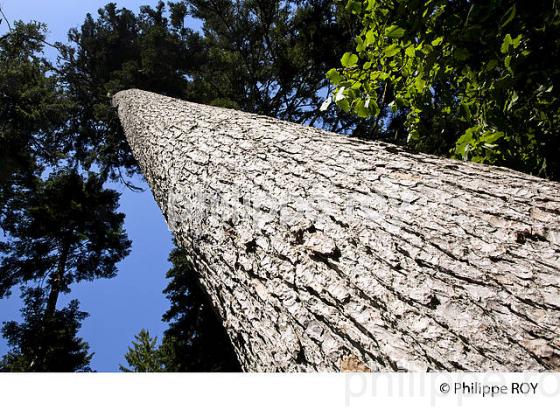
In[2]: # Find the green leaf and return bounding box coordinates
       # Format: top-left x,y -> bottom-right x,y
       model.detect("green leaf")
501,34 -> 512,54
512,34 -> 522,49
455,127 -> 479,160
326,68 -> 342,84
371,101 -> 380,117
500,5 -> 516,28
350,80 -> 362,90
378,72 -> 390,81
486,59 -> 498,71
345,0 -> 362,14
354,99 -> 370,118
383,44 -> 400,57
481,131 -> 504,144
385,25 -> 405,39
414,76 -> 426,92
431,36 -> 444,46
356,36 -> 365,52
461,102 -> 472,121
454,48 -> 470,61
364,30 -> 375,47
337,98 -> 351,112
341,52 -> 359,67
405,45 -> 415,57
504,55 -> 512,72
407,129 -> 420,143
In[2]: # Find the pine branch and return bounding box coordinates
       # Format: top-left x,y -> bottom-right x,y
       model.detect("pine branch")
0,6 -> 13,31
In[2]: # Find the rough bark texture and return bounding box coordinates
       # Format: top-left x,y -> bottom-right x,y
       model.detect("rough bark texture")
114,89 -> 560,372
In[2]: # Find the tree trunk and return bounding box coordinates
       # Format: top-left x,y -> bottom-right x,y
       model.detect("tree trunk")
32,241 -> 70,371
45,241 -> 70,321
113,89 -> 560,372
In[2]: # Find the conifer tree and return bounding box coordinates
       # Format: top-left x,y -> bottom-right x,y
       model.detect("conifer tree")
119,329 -> 165,372
0,169 -> 131,370
0,18 -> 69,224
160,246 -> 240,372
1,288 -> 92,372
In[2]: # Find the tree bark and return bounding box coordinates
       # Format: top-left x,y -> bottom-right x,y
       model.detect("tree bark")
113,89 -> 560,372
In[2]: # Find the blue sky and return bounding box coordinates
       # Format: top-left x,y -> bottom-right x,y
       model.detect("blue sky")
0,0 -> 200,371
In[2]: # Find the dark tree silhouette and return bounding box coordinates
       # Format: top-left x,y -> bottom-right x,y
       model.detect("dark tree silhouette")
160,246 -> 241,371
1,288 -> 92,372
0,170 -> 130,370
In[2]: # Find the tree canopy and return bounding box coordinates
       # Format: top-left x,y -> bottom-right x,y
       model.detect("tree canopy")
0,169 -> 130,371
327,0 -> 560,179
1,288 -> 92,372
160,246 -> 240,371
0,15 -> 130,371
56,1 -> 199,180
119,329 -> 166,372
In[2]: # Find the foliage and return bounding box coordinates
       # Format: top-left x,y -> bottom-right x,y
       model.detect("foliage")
0,169 -> 130,370
0,16 -> 103,371
119,329 -> 168,372
328,0 -> 560,178
121,246 -> 242,372
0,21 -> 70,220
0,288 -> 92,372
0,21 -> 67,167
160,245 -> 240,371
55,1 -> 199,181
0,9 -> 136,371
0,169 -> 131,300
185,0 -> 362,132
